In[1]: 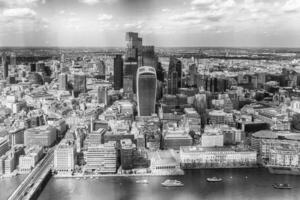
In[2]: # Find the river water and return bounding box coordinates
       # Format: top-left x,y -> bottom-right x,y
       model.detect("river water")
37,168 -> 300,200
0,175 -> 25,200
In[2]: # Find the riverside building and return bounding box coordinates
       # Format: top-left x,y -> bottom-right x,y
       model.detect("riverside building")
180,146 -> 257,169
54,140 -> 76,174
84,141 -> 117,173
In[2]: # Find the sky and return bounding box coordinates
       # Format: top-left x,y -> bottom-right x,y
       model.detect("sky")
0,0 -> 300,47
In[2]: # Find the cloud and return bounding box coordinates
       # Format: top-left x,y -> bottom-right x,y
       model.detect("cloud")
124,21 -> 144,29
97,14 -> 112,21
282,0 -> 300,12
191,0 -> 215,7
78,0 -> 99,5
162,8 -> 170,12
2,8 -> 37,19
0,0 -> 44,8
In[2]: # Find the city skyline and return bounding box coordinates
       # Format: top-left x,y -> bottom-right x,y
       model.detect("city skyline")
1,0 -> 300,47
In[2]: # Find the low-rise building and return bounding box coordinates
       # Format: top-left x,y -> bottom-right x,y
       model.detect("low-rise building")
54,140 -> 76,174
163,125 -> 192,150
201,126 -> 224,147
84,141 -> 117,173
180,146 -> 257,169
19,145 -> 43,174
24,125 -> 57,147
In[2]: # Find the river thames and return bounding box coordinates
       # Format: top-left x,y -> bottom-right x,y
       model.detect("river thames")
35,169 -> 300,200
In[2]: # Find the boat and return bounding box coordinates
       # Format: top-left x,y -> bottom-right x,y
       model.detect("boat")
206,177 -> 223,182
161,179 -> 184,187
136,179 -> 149,184
273,183 -> 292,189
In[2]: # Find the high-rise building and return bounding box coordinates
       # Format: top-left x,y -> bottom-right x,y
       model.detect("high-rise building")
113,55 -> 123,90
168,70 -> 178,95
36,62 -> 45,73
142,46 -> 157,69
168,57 -> 182,94
124,58 -> 138,94
137,66 -> 157,116
59,73 -> 68,90
124,32 -> 142,94
10,52 -> 16,68
95,60 -> 106,79
73,73 -> 86,97
97,86 -> 108,105
2,52 -> 9,79
30,63 -> 36,72
156,62 -> 165,82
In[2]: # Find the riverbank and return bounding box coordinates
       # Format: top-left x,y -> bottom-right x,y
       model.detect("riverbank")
53,171 -> 185,178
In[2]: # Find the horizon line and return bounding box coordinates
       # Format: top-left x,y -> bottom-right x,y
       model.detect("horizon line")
1,45 -> 300,49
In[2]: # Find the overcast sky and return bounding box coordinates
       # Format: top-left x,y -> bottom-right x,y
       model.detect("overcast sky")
0,0 -> 300,47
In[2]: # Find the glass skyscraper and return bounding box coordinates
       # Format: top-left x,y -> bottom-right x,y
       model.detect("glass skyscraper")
136,66 -> 157,116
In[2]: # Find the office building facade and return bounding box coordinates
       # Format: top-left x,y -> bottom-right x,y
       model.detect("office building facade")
113,55 -> 123,90
137,66 -> 157,116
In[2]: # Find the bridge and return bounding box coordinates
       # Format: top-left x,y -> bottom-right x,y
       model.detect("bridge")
8,148 -> 54,200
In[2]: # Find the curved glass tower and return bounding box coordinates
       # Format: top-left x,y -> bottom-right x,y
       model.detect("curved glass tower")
136,66 -> 157,116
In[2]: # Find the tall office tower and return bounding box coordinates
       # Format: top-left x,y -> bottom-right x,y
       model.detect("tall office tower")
137,66 -> 157,116
73,73 -> 86,97
123,75 -> 134,95
194,90 -> 207,126
10,52 -> 16,68
61,53 -> 65,63
1,52 -> 5,65
156,62 -> 164,82
30,63 -> 36,72
95,60 -> 106,79
36,62 -> 45,73
2,52 -> 8,79
59,73 -> 68,90
168,57 -> 182,94
97,86 -> 108,105
113,55 -> 123,90
188,64 -> 197,87
142,46 -> 158,69
124,32 -> 142,94
60,53 -> 65,69
167,70 -> 178,95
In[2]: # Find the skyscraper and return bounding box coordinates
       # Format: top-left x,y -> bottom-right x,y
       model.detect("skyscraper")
59,73 -> 68,90
137,66 -> 157,116
167,70 -> 178,95
167,57 -> 182,94
124,32 -> 142,94
2,52 -> 8,80
97,86 -> 108,105
10,52 -> 16,68
113,55 -> 123,90
73,73 -> 86,97
95,60 -> 106,79
142,46 -> 158,69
